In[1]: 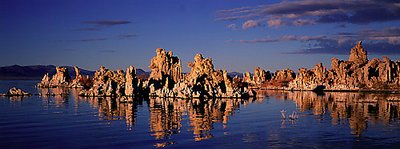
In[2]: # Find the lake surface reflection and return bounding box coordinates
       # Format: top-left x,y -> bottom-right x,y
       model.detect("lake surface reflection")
1,81 -> 400,148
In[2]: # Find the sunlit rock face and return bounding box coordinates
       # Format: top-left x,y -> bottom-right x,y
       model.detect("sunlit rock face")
348,41 -> 368,65
69,66 -> 82,88
38,73 -> 51,88
76,48 -> 254,98
253,67 -> 271,85
146,48 -> 183,97
260,68 -> 296,89
147,51 -> 255,98
288,63 -> 328,90
327,41 -> 400,90
38,67 -> 71,88
38,41 -> 400,97
69,66 -> 92,89
148,48 -> 182,87
125,66 -> 139,97
243,67 -> 272,87
0,87 -> 31,96
184,53 -> 218,98
79,66 -> 125,97
185,53 -> 254,98
287,41 -> 400,91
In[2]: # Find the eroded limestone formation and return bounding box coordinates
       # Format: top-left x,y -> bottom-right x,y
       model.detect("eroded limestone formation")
38,67 -> 71,88
254,67 -> 271,85
260,68 -> 296,89
146,51 -> 254,98
125,66 -> 140,97
36,41 -> 400,99
1,87 -> 31,96
243,67 -> 272,87
148,48 -> 182,85
349,41 -> 368,65
79,66 -> 129,97
69,66 -> 92,89
287,41 -> 400,91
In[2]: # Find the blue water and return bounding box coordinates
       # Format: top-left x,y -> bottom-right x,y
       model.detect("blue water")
1,80 -> 400,148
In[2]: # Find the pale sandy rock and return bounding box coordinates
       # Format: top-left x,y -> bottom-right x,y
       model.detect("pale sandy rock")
348,41 -> 368,65
253,67 -> 271,85
69,66 -> 92,89
125,66 -> 139,97
5,87 -> 31,96
243,72 -> 252,84
149,48 -> 182,83
38,66 -> 71,88
79,66 -> 121,97
287,41 -> 400,91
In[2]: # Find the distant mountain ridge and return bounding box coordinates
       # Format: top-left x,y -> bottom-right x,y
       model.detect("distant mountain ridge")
0,65 -> 148,80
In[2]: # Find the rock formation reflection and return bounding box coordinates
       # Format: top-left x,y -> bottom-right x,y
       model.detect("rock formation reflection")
38,87 -> 69,108
148,97 -> 256,142
260,90 -> 400,136
35,88 -> 400,144
79,96 -> 139,129
66,96 -> 263,147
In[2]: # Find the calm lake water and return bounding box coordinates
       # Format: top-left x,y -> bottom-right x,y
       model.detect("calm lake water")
1,80 -> 400,148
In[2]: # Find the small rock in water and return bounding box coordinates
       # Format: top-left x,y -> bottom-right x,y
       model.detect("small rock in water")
5,87 -> 31,96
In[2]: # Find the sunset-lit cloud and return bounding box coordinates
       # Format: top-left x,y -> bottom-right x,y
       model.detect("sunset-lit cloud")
238,35 -> 327,43
226,23 -> 238,30
218,0 -> 400,28
242,20 -> 260,29
237,26 -> 400,55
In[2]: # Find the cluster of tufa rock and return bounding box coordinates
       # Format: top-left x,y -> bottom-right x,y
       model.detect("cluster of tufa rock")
261,41 -> 400,91
37,67 -> 70,88
78,66 -> 142,98
286,41 -> 400,91
0,87 -> 31,96
146,49 -> 255,98
38,41 -> 399,98
37,66 -> 92,89
71,48 -> 255,99
243,67 -> 295,90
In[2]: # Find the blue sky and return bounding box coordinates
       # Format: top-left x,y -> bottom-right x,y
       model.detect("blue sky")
1,0 -> 399,72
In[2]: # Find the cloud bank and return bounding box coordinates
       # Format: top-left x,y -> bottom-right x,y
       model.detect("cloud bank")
217,0 -> 400,28
237,27 -> 400,55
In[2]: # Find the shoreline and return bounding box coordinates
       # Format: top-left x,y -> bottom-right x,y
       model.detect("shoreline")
257,88 -> 400,94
